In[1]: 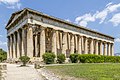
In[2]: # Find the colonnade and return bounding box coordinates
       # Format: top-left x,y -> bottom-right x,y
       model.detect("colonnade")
7,25 -> 114,60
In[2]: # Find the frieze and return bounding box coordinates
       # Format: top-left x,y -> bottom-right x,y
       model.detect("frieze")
30,14 -> 113,41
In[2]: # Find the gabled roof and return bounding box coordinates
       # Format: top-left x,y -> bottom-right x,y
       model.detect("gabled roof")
6,9 -> 24,27
6,8 -> 114,39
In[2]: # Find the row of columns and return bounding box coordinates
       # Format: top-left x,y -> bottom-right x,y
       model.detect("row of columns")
7,25 -> 114,60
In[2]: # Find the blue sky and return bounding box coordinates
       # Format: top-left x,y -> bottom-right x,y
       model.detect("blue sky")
0,0 -> 120,53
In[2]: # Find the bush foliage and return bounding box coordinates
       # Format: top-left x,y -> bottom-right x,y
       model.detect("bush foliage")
79,54 -> 120,63
42,52 -> 55,64
57,54 -> 65,64
19,56 -> 30,66
0,49 -> 7,62
69,54 -> 79,63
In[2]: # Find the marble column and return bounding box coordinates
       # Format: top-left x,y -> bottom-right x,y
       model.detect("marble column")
70,34 -> 74,54
75,35 -> 78,53
84,37 -> 88,54
111,43 -> 114,56
78,36 -> 82,54
17,30 -> 21,58
62,32 -> 67,56
90,39 -> 94,54
27,26 -> 34,58
100,41 -> 103,55
68,33 -> 71,50
13,33 -> 16,58
95,40 -> 98,55
35,34 -> 38,57
108,43 -> 111,56
104,42 -> 107,56
81,36 -> 84,54
10,35 -> 13,58
14,33 -> 17,58
56,30 -> 60,50
52,30 -> 57,55
40,27 -> 46,58
21,28 -> 27,56
7,36 -> 10,59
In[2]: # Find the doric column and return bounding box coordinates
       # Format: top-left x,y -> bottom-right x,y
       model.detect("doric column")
70,34 -> 74,54
108,43 -> 111,56
13,33 -> 16,58
84,37 -> 88,54
68,33 -> 71,50
100,41 -> 103,55
75,35 -> 78,53
21,28 -> 27,56
95,40 -> 98,55
10,35 -> 13,58
56,30 -> 60,50
62,32 -> 67,56
78,36 -> 82,54
111,43 -> 114,56
60,31 -> 63,50
52,30 -> 57,55
104,42 -> 107,56
35,35 -> 38,57
17,30 -> 21,58
40,27 -> 46,58
81,36 -> 84,54
7,36 -> 10,59
90,39 -> 94,54
27,26 -> 34,58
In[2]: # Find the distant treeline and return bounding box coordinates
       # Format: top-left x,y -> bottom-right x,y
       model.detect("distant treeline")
0,49 -> 7,62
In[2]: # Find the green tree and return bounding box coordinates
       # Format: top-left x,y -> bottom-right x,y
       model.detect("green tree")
0,48 -> 7,62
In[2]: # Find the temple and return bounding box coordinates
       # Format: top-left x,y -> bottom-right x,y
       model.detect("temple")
6,8 -> 114,61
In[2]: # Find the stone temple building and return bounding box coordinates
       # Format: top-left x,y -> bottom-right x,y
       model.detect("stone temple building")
6,8 -> 114,61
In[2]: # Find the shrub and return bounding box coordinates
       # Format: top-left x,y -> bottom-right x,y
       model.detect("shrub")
57,54 -> 65,64
79,54 -> 102,63
19,56 -> 30,66
78,54 -> 120,63
69,54 -> 79,63
42,52 -> 55,64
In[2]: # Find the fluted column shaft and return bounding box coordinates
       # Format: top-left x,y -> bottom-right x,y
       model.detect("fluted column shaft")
10,35 -> 13,58
78,36 -> 82,54
111,43 -> 114,56
52,30 -> 57,55
81,36 -> 84,54
90,39 -> 94,54
108,43 -> 111,56
104,43 -> 107,56
95,40 -> 98,55
40,27 -> 46,59
17,31 -> 21,58
85,37 -> 88,54
70,34 -> 74,54
100,41 -> 103,55
22,28 -> 27,56
7,36 -> 10,59
13,34 -> 16,58
27,27 -> 34,58
35,35 -> 38,57
62,32 -> 67,56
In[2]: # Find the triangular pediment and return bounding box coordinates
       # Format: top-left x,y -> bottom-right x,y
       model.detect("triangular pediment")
6,10 -> 24,28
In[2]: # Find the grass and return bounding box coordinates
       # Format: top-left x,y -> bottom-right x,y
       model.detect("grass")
46,63 -> 120,80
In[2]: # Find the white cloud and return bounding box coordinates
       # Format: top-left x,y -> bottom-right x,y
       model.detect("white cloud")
65,19 -> 71,22
0,41 -> 7,45
109,13 -> 120,26
0,0 -> 21,9
0,35 -> 3,37
75,2 -> 120,27
115,38 -> 120,42
75,13 -> 95,27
